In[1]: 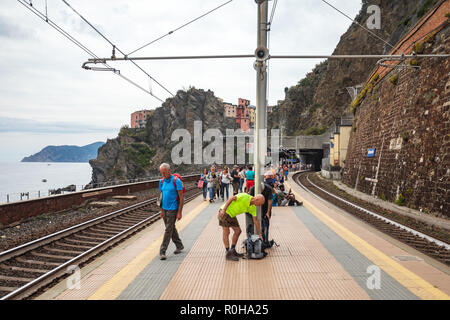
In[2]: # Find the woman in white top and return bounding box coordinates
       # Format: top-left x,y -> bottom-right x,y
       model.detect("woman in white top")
220,167 -> 232,200
238,167 -> 245,193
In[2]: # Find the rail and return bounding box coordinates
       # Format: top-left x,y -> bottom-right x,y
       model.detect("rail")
293,171 -> 449,265
0,186 -> 202,300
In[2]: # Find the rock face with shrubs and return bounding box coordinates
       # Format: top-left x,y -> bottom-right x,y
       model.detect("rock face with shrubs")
269,0 -> 438,136
89,87 -> 235,185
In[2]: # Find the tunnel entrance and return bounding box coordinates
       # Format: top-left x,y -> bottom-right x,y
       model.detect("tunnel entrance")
299,149 -> 324,171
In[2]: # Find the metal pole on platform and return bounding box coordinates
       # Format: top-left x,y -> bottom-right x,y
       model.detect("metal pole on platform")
248,0 -> 269,235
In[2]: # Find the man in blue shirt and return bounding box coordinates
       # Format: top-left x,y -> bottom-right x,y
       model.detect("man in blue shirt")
159,163 -> 184,260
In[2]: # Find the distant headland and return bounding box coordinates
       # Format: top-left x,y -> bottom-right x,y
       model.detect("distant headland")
21,142 -> 105,163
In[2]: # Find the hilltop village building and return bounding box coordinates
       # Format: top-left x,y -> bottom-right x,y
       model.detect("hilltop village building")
224,98 -> 265,132
224,103 -> 236,118
130,110 -> 151,129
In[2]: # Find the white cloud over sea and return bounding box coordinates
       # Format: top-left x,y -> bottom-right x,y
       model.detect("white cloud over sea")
0,0 -> 362,161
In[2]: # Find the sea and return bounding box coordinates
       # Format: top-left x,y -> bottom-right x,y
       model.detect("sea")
0,162 -> 92,204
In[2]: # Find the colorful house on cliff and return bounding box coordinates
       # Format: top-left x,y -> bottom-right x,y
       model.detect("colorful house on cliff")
131,110 -> 151,129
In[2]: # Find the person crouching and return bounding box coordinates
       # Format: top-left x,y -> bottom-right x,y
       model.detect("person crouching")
218,193 -> 265,261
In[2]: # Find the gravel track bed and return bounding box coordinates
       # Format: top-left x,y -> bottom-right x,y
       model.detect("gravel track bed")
3,260 -> 53,271
0,267 -> 43,279
0,188 -> 160,252
296,172 -> 449,265
0,186 -> 202,298
308,173 -> 450,244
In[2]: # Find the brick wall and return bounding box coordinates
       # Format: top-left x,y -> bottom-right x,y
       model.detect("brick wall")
343,26 -> 450,216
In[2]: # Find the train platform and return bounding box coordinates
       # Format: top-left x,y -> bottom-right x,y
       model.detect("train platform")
37,175 -> 450,300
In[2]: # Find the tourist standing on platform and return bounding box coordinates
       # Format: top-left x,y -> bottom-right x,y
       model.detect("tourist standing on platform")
200,168 -> 208,201
238,167 -> 245,193
231,165 -> 240,195
245,165 -> 255,193
283,164 -> 289,181
249,182 -> 273,247
158,163 -> 184,261
264,170 -> 276,188
220,166 -> 232,201
216,167 -> 223,200
207,166 -> 218,203
218,193 -> 265,261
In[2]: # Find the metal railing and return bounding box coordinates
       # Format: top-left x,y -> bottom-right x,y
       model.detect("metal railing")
0,173 -> 200,204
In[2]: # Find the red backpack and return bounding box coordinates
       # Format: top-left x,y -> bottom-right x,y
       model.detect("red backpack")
173,173 -> 185,201
160,174 -> 185,201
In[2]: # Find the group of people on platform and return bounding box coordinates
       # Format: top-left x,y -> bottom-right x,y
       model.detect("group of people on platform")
198,163 -> 298,204
156,162 -> 302,262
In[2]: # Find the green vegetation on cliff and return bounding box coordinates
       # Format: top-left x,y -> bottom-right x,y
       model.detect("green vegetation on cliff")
270,0 -> 440,136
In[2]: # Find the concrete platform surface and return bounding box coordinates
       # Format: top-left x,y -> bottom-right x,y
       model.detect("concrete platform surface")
37,181 -> 450,300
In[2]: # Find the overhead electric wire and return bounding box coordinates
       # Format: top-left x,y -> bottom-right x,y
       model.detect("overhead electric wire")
267,0 -> 278,105
61,0 -> 174,97
16,0 -> 163,102
127,0 -> 234,56
321,0 -> 395,50
268,0 -> 278,30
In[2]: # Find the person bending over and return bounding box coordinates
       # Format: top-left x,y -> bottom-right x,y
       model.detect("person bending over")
218,193 -> 265,261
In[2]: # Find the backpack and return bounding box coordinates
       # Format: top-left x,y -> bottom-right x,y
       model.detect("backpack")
160,174 -> 185,202
244,234 -> 267,259
172,173 -> 185,201
242,216 -> 267,259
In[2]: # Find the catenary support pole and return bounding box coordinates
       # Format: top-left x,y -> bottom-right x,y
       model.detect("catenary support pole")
248,0 -> 269,235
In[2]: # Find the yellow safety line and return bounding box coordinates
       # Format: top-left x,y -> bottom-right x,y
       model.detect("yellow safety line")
286,179 -> 449,300
88,200 -> 209,300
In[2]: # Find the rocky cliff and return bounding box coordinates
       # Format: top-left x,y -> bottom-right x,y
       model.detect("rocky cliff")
89,88 -> 236,184
270,0 -> 441,136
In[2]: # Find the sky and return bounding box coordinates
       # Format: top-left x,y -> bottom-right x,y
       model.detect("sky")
0,0 -> 362,162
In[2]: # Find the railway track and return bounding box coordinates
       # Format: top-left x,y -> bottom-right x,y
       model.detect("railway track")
0,186 -> 202,300
293,171 -> 450,266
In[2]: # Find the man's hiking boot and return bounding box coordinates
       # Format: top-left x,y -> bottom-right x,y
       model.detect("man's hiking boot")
231,248 -> 244,257
225,250 -> 239,261
160,253 -> 167,260
174,245 -> 184,254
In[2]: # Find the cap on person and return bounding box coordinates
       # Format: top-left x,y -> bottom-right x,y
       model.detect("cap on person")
264,171 -> 273,178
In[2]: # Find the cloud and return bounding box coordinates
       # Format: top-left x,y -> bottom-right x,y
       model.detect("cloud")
0,14 -> 34,39
0,0 -> 362,135
0,117 -> 116,134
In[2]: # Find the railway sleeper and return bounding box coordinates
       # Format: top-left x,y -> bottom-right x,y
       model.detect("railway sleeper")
0,286 -> 18,293
89,226 -> 122,234
75,233 -> 109,241
85,228 -> 118,236
0,264 -> 48,274
15,257 -> 60,267
102,222 -> 134,229
30,251 -> 73,261
0,274 -> 35,283
111,219 -> 145,226
54,241 -> 92,250
43,246 -> 84,255
117,218 -> 148,225
122,214 -> 152,221
63,238 -> 100,246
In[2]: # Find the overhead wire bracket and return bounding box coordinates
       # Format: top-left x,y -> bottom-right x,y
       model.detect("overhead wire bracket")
376,52 -> 420,69
82,60 -> 120,73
